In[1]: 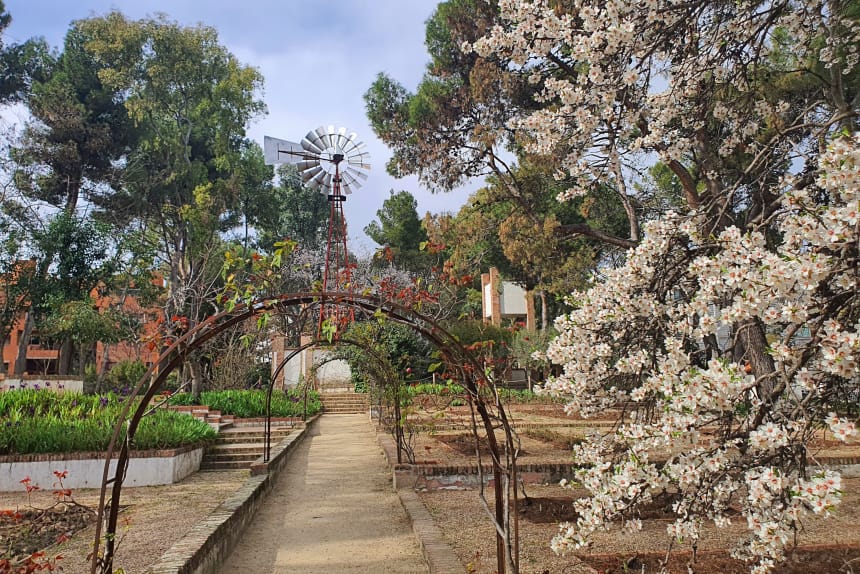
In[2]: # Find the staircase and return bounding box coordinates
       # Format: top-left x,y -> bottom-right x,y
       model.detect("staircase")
320,391 -> 369,415
200,425 -> 293,471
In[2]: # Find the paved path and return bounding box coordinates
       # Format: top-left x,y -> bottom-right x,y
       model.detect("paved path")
217,415 -> 429,574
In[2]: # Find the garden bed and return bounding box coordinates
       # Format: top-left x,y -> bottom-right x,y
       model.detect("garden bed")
396,399 -> 860,573
419,482 -> 860,574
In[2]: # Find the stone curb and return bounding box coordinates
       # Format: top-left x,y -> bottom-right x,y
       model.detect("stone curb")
144,415 -> 321,574
376,428 -> 466,574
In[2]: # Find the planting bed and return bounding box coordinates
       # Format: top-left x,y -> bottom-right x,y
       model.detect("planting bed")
404,400 -> 860,574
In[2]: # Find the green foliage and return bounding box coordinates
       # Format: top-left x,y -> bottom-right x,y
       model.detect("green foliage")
252,164 -> 328,252
364,190 -> 430,271
403,381 -> 548,403
168,389 -> 321,418
444,319 -> 513,348
104,359 -> 149,395
0,390 -> 215,454
338,321 -> 432,387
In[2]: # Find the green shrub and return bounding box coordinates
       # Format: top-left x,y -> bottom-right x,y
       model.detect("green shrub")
104,359 -> 149,395
168,388 -> 321,418
0,389 -> 216,455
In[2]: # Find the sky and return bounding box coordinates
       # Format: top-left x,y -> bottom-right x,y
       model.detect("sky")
2,0 -> 477,254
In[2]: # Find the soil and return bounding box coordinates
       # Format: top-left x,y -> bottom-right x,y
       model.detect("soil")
0,501 -> 95,562
0,470 -> 249,573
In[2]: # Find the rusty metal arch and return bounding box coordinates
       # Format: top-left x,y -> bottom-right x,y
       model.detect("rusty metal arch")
90,291 -> 517,574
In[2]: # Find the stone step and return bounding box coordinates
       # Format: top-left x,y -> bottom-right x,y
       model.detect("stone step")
204,452 -> 263,463
200,460 -> 255,471
206,443 -> 266,454
199,425 -> 294,471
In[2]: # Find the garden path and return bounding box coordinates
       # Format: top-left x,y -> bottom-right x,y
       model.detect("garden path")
217,414 -> 429,573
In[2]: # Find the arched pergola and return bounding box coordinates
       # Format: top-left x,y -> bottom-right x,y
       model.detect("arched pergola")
90,291 -> 521,574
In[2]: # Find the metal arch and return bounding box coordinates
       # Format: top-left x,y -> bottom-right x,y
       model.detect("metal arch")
91,291 -> 511,574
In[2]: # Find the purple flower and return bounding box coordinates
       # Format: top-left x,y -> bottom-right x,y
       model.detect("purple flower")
34,384 -> 40,390
99,396 -> 109,407
45,381 -> 51,387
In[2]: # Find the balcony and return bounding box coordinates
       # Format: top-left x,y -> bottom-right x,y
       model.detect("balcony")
26,345 -> 59,360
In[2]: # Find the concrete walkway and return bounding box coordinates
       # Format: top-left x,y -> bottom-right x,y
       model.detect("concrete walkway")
217,415 -> 429,574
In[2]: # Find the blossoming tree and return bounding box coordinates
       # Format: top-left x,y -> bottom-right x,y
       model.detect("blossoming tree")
466,0 -> 859,571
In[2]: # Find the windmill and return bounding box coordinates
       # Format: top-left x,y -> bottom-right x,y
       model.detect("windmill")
264,126 -> 371,338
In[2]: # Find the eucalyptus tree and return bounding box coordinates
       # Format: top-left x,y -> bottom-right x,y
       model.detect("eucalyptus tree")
76,12 -> 266,395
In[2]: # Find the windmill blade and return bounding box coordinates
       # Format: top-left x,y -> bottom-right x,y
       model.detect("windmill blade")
303,129 -> 325,153
310,169 -> 328,188
345,167 -> 369,182
341,172 -> 364,192
335,127 -> 349,150
315,126 -> 333,149
296,160 -> 319,173
300,137 -> 322,155
301,165 -> 324,184
341,132 -> 360,154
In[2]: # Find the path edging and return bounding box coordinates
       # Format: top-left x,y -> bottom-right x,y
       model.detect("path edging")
144,415 -> 320,574
376,428 -> 466,574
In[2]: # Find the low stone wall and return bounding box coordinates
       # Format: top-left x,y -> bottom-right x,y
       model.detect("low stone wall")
0,445 -> 205,491
145,416 -> 319,574
395,461 -> 576,491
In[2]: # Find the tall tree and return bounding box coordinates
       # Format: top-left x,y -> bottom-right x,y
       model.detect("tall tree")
364,190 -> 429,271
470,0 -> 859,570
5,18 -> 137,375
77,12 -> 266,396
12,21 -> 135,214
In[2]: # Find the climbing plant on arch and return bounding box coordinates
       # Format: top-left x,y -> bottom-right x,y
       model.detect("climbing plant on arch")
89,291 -> 525,574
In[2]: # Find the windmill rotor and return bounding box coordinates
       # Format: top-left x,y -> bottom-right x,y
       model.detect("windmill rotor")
265,126 -> 370,197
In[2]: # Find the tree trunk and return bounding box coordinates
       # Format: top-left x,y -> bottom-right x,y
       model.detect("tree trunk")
540,291 -> 548,331
78,343 -> 86,376
13,312 -> 34,375
58,338 -> 73,375
188,358 -> 204,402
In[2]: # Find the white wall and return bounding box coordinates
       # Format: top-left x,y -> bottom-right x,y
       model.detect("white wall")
0,378 -> 83,393
0,448 -> 204,491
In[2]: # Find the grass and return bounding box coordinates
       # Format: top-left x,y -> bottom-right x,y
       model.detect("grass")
0,390 -> 216,455
167,388 -> 322,418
